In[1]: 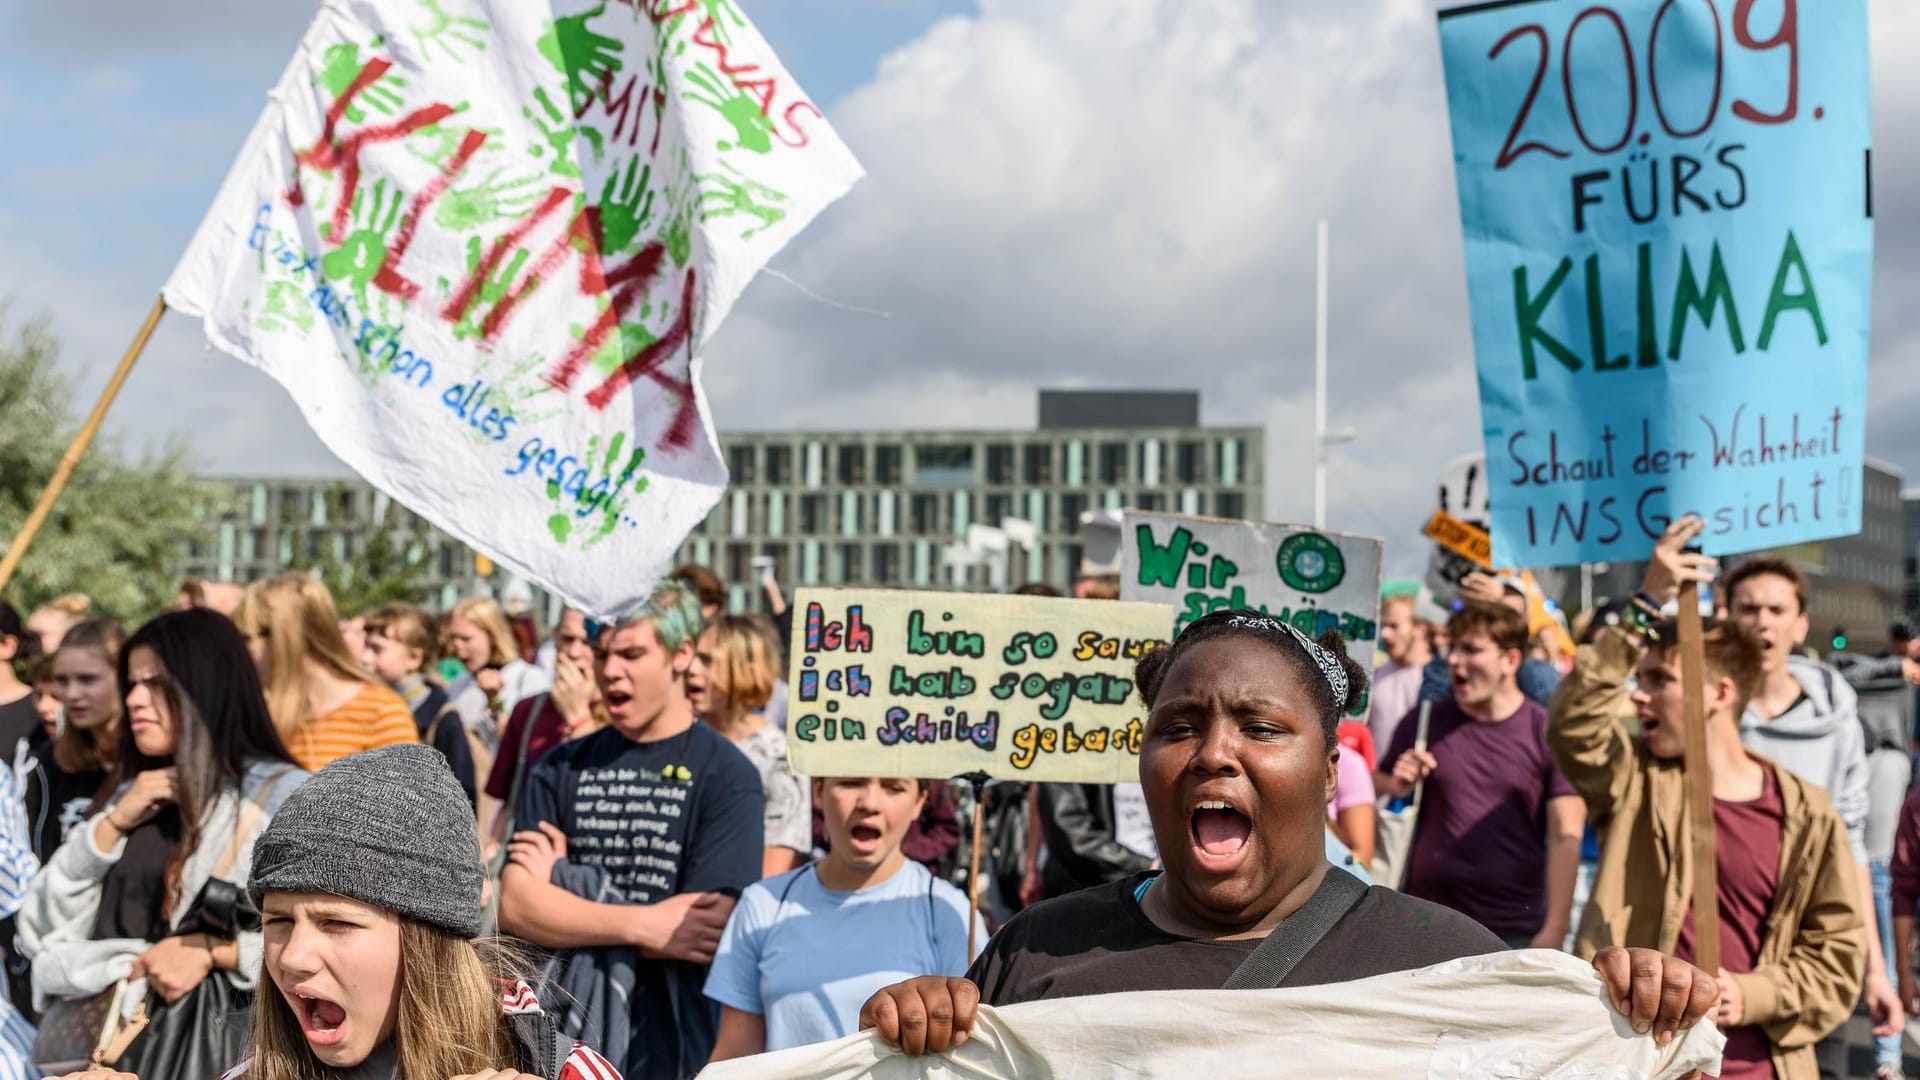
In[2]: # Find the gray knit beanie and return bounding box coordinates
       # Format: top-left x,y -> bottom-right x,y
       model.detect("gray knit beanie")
249,743 -> 484,938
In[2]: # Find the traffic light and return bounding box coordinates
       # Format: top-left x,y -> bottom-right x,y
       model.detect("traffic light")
1831,626 -> 1848,652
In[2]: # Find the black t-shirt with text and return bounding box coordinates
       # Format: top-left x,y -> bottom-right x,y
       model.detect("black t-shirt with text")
519,722 -> 764,1080
969,871 -> 1506,1006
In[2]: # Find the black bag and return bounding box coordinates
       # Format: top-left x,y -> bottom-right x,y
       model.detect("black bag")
118,877 -> 260,1080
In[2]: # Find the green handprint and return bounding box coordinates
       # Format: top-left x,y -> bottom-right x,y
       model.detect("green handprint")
407,112 -> 502,169
698,162 -> 787,240
524,87 -> 605,179
440,234 -> 535,341
574,314 -> 658,378
597,158 -> 656,255
538,3 -> 623,111
315,40 -> 407,124
437,167 -> 547,232
255,280 -> 317,337
320,179 -> 404,296
545,433 -> 648,546
413,0 -> 489,63
682,64 -> 773,154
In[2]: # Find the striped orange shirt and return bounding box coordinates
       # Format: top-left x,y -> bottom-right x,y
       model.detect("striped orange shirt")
285,683 -> 420,771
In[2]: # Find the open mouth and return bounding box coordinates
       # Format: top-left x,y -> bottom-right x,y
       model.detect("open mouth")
1189,799 -> 1252,862
604,690 -> 634,712
846,822 -> 884,853
293,991 -> 348,1046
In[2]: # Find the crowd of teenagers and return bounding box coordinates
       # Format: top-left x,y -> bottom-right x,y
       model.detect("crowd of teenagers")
0,530 -> 1907,1078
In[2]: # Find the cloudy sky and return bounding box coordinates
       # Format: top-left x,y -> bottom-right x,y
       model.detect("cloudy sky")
3,0 -> 1917,580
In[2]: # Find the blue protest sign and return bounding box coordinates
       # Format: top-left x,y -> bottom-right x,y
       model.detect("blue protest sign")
1437,0 -> 1872,568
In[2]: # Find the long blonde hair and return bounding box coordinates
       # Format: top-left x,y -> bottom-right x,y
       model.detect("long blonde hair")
232,576 -> 373,736
702,613 -> 778,712
249,922 -> 520,1080
449,597 -> 517,669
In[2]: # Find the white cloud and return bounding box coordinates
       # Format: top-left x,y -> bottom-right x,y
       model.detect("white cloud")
701,0 -> 1920,576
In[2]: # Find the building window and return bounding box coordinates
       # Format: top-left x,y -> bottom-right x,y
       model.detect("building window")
952,491 -> 971,536
1060,493 -> 1088,528
765,444 -> 793,485
1216,492 -> 1246,519
986,444 -> 1016,485
728,445 -> 757,484
767,492 -> 785,538
1177,441 -> 1206,484
1025,490 -> 1048,531
1137,492 -> 1166,512
1181,488 -> 1203,516
800,495 -> 826,534
841,491 -> 861,537
1140,439 -> 1163,487
805,442 -> 824,488
1023,444 -> 1053,485
911,494 -> 941,535
1218,438 -> 1242,486
874,543 -> 900,584
985,494 -> 1013,525
837,444 -> 867,485
1099,442 -> 1128,484
870,444 -> 900,485
915,444 -> 975,487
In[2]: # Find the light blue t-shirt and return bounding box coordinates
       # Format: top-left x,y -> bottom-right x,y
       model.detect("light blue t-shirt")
704,860 -> 987,1051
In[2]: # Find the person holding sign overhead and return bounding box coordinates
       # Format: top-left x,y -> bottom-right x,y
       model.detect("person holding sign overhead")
704,774 -> 984,1060
1549,518 -> 1866,1080
855,609 -> 1720,1059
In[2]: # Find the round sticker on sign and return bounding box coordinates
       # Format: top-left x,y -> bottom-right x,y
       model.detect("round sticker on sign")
1276,534 -> 1346,594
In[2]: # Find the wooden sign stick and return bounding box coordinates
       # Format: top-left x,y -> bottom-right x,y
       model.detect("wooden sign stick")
960,771 -> 990,959
0,296 -> 167,593
1676,579 -> 1720,973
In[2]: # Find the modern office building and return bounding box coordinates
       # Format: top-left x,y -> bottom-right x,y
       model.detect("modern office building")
1902,489 -> 1920,626
180,389 -> 1266,614
671,390 -> 1265,610
179,478 -> 508,612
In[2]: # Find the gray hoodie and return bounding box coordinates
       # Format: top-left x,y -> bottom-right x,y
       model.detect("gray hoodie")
1739,654 -> 1869,863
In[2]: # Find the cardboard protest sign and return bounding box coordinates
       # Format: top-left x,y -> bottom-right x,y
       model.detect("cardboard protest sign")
1438,0 -> 1871,568
784,589 -> 1175,784
1423,509 -> 1493,570
1119,512 -> 1382,713
163,1 -> 861,615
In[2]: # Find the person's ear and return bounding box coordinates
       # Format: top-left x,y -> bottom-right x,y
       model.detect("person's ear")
407,646 -> 425,673
671,640 -> 696,675
1708,674 -> 1740,715
1325,747 -> 1339,804
0,634 -> 16,664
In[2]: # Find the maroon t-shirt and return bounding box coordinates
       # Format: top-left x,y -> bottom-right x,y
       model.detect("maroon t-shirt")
483,694 -> 568,801
1677,766 -> 1784,1080
1385,697 -> 1577,939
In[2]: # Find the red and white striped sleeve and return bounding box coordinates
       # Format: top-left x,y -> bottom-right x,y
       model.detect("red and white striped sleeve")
558,1042 -> 623,1080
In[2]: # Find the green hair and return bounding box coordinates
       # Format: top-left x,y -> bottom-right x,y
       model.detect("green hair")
620,577 -> 705,651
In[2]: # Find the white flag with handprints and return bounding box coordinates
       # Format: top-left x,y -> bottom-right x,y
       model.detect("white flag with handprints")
164,0 -> 861,615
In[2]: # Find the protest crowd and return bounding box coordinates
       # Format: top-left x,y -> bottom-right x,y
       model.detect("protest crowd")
0,518 -> 1904,1078
0,0 -> 1900,1075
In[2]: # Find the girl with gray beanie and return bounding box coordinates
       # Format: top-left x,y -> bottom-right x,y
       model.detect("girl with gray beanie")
219,743 -> 620,1080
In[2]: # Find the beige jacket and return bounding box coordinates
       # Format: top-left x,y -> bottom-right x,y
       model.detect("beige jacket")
1547,630 -> 1866,1080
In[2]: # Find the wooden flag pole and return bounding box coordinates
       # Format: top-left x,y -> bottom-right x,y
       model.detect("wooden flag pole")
960,771 -> 990,959
0,296 -> 168,594
1676,579 -> 1721,973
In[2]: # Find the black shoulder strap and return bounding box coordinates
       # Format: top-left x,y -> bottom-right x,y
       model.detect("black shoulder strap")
1221,869 -> 1369,990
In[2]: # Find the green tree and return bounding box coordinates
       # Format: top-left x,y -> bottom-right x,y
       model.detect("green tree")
284,483 -> 435,616
0,311 -> 210,622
